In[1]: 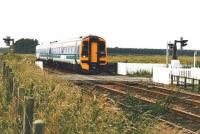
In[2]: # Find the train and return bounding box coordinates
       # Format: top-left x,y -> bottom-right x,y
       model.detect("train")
36,35 -> 108,74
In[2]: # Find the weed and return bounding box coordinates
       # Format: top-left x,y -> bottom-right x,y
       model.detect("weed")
127,70 -> 152,77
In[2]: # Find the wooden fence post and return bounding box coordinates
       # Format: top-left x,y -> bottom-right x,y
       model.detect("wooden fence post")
8,68 -> 12,74
192,79 -> 195,90
198,80 -> 200,92
5,65 -> 9,78
13,78 -> 19,97
184,77 -> 187,88
33,120 -> 45,134
177,76 -> 179,86
23,96 -> 34,134
7,72 -> 14,102
2,62 -> 6,77
171,75 -> 173,84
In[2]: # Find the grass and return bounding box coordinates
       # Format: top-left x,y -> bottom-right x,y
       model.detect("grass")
0,53 -> 134,133
108,55 -> 200,65
127,70 -> 152,77
0,53 -> 191,133
120,93 -> 197,134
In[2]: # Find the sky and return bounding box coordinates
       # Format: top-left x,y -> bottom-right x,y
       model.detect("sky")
0,0 -> 200,49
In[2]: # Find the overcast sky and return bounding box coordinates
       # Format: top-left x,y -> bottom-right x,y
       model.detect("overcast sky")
0,0 -> 200,49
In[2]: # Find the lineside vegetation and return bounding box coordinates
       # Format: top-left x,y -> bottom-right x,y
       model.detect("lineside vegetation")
0,54 -> 133,133
0,54 -> 189,133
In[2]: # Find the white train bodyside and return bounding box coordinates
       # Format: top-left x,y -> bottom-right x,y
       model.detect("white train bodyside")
36,39 -> 81,64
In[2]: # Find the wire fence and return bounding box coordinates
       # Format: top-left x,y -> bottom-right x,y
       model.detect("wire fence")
0,60 -> 45,134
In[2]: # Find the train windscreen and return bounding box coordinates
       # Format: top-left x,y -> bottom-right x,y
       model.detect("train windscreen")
82,41 -> 89,57
99,41 -> 106,57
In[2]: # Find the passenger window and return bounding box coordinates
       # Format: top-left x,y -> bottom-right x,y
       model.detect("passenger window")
82,41 -> 89,57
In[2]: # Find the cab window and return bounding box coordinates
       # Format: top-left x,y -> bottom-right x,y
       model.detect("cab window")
99,41 -> 106,57
82,41 -> 89,57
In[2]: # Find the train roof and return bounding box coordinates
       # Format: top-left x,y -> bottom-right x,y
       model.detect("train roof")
37,35 -> 105,47
83,35 -> 105,41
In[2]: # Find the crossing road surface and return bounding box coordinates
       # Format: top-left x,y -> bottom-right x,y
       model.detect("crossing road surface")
61,74 -> 151,82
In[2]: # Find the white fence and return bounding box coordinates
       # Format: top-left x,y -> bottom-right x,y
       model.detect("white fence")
117,62 -> 166,75
34,61 -> 166,74
153,67 -> 200,84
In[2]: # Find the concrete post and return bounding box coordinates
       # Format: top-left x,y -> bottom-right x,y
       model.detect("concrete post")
33,120 -> 45,134
17,88 -> 26,120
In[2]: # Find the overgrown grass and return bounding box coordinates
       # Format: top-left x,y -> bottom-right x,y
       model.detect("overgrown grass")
0,54 -> 134,133
121,94 -> 186,134
127,70 -> 152,77
120,94 -> 165,134
0,54 -> 190,133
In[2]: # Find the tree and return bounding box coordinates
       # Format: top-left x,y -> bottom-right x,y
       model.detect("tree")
13,38 -> 39,54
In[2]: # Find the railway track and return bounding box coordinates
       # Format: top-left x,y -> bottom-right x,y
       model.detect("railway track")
44,68 -> 199,133
109,81 -> 200,115
122,81 -> 200,116
74,80 -> 199,134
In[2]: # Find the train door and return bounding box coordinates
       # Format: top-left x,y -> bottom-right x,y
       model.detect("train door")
80,41 -> 89,71
48,48 -> 52,60
91,42 -> 98,63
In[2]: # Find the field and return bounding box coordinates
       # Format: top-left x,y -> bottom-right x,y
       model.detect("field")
108,55 -> 200,65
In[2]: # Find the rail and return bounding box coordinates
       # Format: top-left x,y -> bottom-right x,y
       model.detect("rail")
75,80 -> 199,133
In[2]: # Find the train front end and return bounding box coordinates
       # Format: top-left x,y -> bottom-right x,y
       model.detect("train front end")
80,35 -> 108,74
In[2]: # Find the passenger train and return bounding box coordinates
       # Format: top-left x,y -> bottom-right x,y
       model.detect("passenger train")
36,35 -> 108,73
